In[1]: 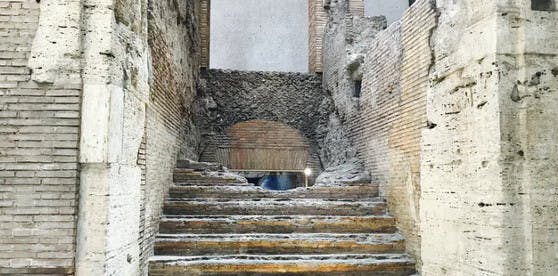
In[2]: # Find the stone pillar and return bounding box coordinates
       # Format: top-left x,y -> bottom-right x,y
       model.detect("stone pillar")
75,0 -> 149,275
420,0 -> 558,274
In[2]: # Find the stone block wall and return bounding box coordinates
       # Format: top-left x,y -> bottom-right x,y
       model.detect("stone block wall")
420,0 -> 558,274
0,1 -> 80,274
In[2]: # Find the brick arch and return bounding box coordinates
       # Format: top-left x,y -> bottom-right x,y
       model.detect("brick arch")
200,120 -> 321,173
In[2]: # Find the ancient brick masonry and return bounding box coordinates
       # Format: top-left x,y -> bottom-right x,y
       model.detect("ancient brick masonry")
0,1 -> 80,274
1,0 -> 558,275
347,0 -> 437,261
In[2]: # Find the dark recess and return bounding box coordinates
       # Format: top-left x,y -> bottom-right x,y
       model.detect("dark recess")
532,0 -> 556,11
353,80 -> 362,98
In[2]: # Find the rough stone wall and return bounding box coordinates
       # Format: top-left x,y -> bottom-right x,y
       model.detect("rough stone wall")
320,0 -> 387,168
197,69 -> 325,149
196,70 -> 326,174
0,1 -> 80,274
420,0 -> 558,275
140,0 -> 201,274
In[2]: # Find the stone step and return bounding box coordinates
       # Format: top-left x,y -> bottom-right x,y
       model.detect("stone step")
173,181 -> 253,186
148,254 -> 416,276
168,185 -> 379,200
173,169 -> 245,184
158,215 -> 397,234
163,199 -> 387,216
154,233 -> 405,256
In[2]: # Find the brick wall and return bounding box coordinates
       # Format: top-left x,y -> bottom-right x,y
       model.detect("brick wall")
309,0 -> 327,72
0,1 -> 79,274
320,0 -> 434,261
140,0 -> 201,274
341,0 -> 435,260
200,0 -> 210,68
200,120 -> 321,178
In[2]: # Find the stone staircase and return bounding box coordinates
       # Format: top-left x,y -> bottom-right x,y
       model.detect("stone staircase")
148,164 -> 416,275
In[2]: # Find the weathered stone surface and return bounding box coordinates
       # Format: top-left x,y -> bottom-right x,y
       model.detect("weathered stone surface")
195,69 -> 326,151
159,215 -> 396,234
154,233 -> 404,255
149,254 -> 416,276
420,1 -> 558,275
176,159 -> 225,172
163,199 -> 387,216
149,161 -> 414,275
0,1 -> 80,273
167,184 -> 379,200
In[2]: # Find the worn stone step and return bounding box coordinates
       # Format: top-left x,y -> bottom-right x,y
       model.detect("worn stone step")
173,169 -> 246,185
168,185 -> 379,200
163,199 -> 387,216
158,215 -> 397,234
148,254 -> 416,276
174,181 -> 253,186
154,233 -> 404,256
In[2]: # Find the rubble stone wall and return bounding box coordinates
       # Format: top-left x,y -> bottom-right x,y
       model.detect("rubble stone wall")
197,70 -> 326,156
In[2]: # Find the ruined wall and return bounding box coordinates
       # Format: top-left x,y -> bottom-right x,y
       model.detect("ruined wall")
196,69 -> 326,171
321,0 -> 387,168
364,0 -> 409,24
197,70 -> 325,144
321,0 -> 436,261
140,1 -> 201,274
420,0 -> 558,274
0,1 -> 80,274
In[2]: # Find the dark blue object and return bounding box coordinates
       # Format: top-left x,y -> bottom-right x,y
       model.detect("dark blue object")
260,173 -> 293,191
